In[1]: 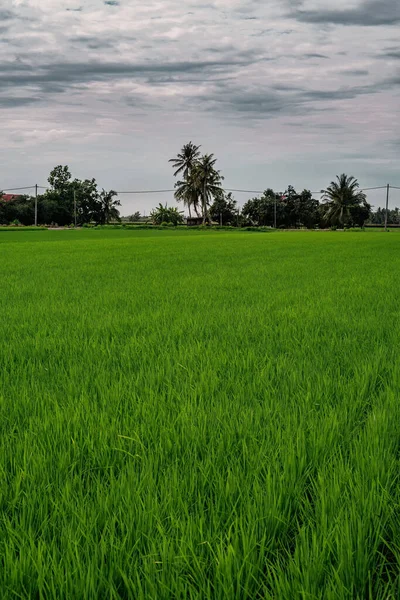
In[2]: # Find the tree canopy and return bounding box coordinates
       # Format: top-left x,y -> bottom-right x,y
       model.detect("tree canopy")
321,174 -> 371,227
150,204 -> 184,226
170,144 -> 224,224
0,154 -> 385,229
0,166 -> 121,226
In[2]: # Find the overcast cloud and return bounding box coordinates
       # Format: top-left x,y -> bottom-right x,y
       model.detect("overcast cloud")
0,0 -> 399,212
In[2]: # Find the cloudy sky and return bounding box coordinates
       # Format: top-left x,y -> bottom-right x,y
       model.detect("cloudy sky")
1,0 -> 399,213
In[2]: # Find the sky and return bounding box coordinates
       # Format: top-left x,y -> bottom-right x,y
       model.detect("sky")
1,0 -> 399,214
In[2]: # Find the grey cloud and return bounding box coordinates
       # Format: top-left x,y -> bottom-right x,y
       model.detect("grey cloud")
381,50 -> 400,59
0,56 -> 260,95
301,87 -> 376,101
71,36 -> 117,50
302,53 -> 329,59
0,97 -> 39,108
385,75 -> 400,86
0,0 -> 398,194
341,69 -> 370,76
0,10 -> 14,20
0,53 -> 391,121
291,0 -> 400,26
195,77 -> 389,121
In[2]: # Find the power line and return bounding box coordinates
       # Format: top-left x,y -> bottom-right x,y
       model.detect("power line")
117,185 -> 391,195
225,188 -> 322,195
1,185 -> 36,192
225,188 -> 269,194
116,189 -> 175,194
361,186 -> 388,191
2,183 -> 399,195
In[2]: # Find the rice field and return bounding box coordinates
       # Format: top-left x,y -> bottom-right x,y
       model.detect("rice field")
1,228 -> 400,599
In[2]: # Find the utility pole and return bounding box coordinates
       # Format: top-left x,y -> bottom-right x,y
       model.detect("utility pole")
274,196 -> 277,229
74,189 -> 77,227
34,184 -> 38,226
220,212 -> 222,227
384,184 -> 390,231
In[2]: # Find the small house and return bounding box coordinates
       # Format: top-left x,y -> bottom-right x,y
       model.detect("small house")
186,217 -> 204,227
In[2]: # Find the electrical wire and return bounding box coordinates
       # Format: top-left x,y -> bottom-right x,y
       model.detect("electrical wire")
2,184 -> 399,195
116,189 -> 175,194
361,186 -> 388,191
1,185 -> 36,192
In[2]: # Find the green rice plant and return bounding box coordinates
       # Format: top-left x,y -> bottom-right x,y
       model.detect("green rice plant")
0,229 -> 399,599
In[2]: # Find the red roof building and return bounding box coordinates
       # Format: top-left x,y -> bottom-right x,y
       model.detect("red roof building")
1,194 -> 23,202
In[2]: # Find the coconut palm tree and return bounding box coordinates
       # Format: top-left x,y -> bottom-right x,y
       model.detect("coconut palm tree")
174,178 -> 202,218
322,174 -> 367,227
169,142 -> 201,179
169,142 -> 201,218
192,154 -> 224,225
98,189 -> 121,224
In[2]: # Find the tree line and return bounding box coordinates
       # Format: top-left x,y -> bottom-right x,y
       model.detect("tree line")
165,143 -> 374,228
0,166 -> 121,226
0,147 -> 395,228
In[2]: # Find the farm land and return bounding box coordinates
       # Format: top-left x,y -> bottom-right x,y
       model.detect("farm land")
1,229 -> 400,599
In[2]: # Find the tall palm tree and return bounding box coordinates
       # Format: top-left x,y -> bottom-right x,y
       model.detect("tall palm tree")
174,178 -> 201,218
169,142 -> 201,218
322,174 -> 366,227
169,142 -> 201,179
192,154 -> 224,225
98,189 -> 121,224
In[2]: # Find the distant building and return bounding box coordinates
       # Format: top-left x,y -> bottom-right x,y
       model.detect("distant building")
186,217 -> 204,226
1,194 -> 22,202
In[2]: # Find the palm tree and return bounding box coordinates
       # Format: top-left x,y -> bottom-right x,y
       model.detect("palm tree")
192,154 -> 224,225
169,142 -> 201,218
322,174 -> 366,227
174,177 -> 202,218
169,142 -> 201,179
98,189 -> 121,224
150,203 -> 184,225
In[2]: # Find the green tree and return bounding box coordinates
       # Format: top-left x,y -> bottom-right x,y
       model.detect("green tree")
368,206 -> 400,226
174,176 -> 202,218
210,192 -> 237,225
43,166 -> 102,225
0,195 -> 33,225
170,142 -> 201,218
128,211 -> 142,222
150,203 -> 184,226
280,187 -> 319,228
322,174 -> 369,227
192,154 -> 224,225
242,189 -> 280,227
48,165 -> 72,192
169,142 -> 201,179
46,165 -> 74,224
73,179 -> 100,224
97,190 -> 121,224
